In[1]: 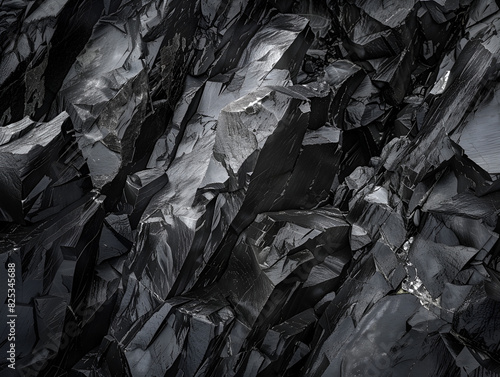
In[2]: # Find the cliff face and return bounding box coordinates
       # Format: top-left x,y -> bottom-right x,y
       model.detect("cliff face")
1,0 -> 500,376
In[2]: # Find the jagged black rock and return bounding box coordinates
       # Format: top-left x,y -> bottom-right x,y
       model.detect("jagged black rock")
1,0 -> 500,376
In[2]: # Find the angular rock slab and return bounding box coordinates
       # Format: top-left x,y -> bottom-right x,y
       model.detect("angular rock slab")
0,112 -> 90,224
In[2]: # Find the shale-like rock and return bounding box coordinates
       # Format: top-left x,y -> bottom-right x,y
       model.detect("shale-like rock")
1,1 -> 500,376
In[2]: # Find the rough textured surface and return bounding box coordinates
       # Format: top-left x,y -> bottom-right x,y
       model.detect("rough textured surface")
1,0 -> 500,376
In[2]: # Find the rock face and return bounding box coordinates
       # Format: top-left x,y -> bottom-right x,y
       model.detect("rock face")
1,0 -> 500,376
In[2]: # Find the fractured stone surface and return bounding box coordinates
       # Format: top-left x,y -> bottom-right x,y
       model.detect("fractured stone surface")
1,0 -> 500,376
